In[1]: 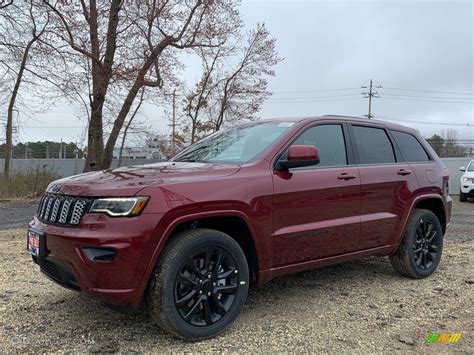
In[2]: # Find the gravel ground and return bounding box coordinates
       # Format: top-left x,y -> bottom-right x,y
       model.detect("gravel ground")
0,198 -> 38,230
0,199 -> 472,352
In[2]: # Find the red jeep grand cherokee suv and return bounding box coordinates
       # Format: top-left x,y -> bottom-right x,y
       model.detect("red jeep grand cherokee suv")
28,115 -> 451,340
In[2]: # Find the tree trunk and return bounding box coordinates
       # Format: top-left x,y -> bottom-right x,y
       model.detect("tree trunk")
83,93 -> 105,171
82,0 -> 121,172
99,39 -> 171,169
191,118 -> 197,144
100,80 -> 142,169
3,39 -> 35,179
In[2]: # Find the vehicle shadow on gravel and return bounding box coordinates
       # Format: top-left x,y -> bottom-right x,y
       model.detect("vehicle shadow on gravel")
31,257 -> 403,346
16,257 -> 395,343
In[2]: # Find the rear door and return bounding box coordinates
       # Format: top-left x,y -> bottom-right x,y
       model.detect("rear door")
272,123 -> 361,266
350,124 -> 419,249
389,129 -> 438,188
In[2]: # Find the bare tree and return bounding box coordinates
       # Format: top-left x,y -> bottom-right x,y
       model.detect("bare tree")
0,0 -> 13,9
183,48 -> 224,143
182,23 -> 281,143
213,24 -> 281,131
43,0 -> 241,171
0,1 -> 50,178
441,129 -> 465,157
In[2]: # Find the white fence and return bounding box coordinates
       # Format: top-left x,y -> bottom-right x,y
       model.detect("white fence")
0,157 -> 471,194
0,158 -> 164,178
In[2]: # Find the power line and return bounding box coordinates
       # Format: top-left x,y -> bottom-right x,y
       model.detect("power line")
382,93 -> 474,102
384,87 -> 474,96
265,97 -> 364,104
22,126 -> 84,128
268,93 -> 361,101
380,97 -> 474,104
272,87 -> 360,94
377,115 -> 473,126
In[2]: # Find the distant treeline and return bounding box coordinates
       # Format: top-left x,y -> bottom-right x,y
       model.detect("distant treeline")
0,141 -> 84,159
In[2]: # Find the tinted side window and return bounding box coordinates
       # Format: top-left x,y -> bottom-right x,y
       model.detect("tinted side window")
353,126 -> 395,164
293,124 -> 347,167
390,130 -> 430,162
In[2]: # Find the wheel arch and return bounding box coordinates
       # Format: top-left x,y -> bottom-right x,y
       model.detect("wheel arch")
399,195 -> 447,242
138,210 -> 262,303
413,196 -> 447,234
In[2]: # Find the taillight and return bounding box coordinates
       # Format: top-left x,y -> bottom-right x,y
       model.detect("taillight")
442,168 -> 450,197
442,177 -> 449,197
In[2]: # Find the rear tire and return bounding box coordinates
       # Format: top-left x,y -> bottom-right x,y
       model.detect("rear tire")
460,191 -> 467,202
390,209 -> 443,279
147,228 -> 249,340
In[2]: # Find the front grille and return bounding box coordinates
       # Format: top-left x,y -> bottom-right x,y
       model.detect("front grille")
37,193 -> 91,226
35,257 -> 80,291
38,258 -> 61,280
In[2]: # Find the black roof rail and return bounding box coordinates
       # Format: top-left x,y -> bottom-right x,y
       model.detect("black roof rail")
322,114 -> 367,120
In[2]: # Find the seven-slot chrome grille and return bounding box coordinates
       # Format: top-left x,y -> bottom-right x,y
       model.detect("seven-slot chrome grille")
37,193 -> 91,226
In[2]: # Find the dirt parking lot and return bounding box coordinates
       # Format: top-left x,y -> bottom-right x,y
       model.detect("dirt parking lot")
0,199 -> 472,352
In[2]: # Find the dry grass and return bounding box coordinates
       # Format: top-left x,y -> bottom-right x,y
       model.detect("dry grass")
0,169 -> 59,198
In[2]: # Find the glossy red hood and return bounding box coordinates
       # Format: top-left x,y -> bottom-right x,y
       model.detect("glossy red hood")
46,162 -> 241,197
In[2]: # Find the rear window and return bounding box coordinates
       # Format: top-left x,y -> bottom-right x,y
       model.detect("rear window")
390,130 -> 430,162
353,125 -> 395,164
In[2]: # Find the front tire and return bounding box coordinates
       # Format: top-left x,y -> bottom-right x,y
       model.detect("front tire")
460,191 -> 468,202
147,228 -> 249,340
390,209 -> 443,279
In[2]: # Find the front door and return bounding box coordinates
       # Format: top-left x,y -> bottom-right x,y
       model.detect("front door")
272,123 -> 361,266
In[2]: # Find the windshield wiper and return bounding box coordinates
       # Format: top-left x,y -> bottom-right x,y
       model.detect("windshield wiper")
175,158 -> 197,162
174,145 -> 210,162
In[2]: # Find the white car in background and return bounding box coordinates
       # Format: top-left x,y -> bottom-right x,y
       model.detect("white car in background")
460,160 -> 474,202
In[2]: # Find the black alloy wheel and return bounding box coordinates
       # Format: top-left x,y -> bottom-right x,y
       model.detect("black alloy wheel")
147,228 -> 249,340
174,247 -> 239,326
412,218 -> 440,270
390,209 -> 443,279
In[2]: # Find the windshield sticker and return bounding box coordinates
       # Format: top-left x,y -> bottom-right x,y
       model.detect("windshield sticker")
278,122 -> 294,127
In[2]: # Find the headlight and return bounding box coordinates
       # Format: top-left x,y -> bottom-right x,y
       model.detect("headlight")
462,177 -> 471,183
90,197 -> 149,217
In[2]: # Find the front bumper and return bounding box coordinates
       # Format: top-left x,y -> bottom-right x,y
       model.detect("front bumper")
28,212 -> 163,307
460,181 -> 474,195
33,255 -> 80,291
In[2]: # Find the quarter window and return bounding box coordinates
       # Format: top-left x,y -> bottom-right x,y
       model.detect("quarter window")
353,126 -> 395,164
390,130 -> 430,162
292,124 -> 347,167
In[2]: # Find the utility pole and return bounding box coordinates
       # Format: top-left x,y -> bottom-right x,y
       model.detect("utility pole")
46,143 -> 49,159
166,89 -> 180,157
169,90 -> 177,156
361,79 -> 382,119
59,139 -> 62,159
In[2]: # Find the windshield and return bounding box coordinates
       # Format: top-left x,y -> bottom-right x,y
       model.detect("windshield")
172,122 -> 293,164
468,162 -> 474,171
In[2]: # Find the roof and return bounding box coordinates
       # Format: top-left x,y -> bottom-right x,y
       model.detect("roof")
257,115 -> 417,133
